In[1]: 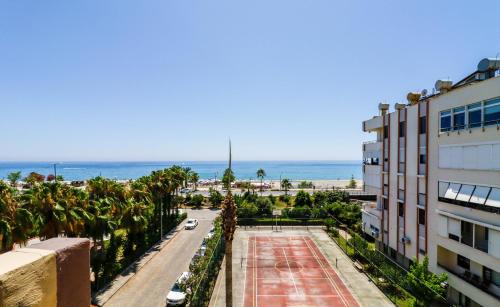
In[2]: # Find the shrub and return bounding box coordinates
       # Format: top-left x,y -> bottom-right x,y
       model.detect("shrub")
255,197 -> 272,216
287,206 -> 311,218
278,194 -> 291,205
189,194 -> 205,207
297,181 -> 313,189
268,194 -> 276,204
294,190 -> 312,207
237,201 -> 258,218
208,188 -> 224,207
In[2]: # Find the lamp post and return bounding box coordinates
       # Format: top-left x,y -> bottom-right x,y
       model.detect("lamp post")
279,172 -> 283,191
53,164 -> 57,182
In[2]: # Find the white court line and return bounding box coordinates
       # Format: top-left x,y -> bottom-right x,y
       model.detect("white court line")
242,236 -> 248,307
303,236 -> 349,307
256,294 -> 340,297
282,247 -> 300,295
254,237 -> 257,307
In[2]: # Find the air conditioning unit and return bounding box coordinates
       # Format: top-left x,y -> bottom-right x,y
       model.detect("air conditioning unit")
401,236 -> 411,244
371,230 -> 379,238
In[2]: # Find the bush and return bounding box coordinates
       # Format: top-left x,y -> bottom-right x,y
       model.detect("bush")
287,206 -> 311,218
255,197 -> 272,216
297,181 -> 313,189
294,190 -> 312,207
278,194 -> 291,205
268,194 -> 276,204
189,194 -> 205,207
237,201 -> 258,218
208,188 -> 224,207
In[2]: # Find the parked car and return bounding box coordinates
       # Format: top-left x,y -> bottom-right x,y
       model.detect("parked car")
180,188 -> 193,194
184,219 -> 198,230
190,246 -> 207,266
166,272 -> 191,306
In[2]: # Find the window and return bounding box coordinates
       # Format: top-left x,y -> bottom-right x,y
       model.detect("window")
419,154 -> 426,164
440,110 -> 451,132
419,116 -> 426,134
492,270 -> 500,287
398,203 -> 404,217
467,102 -> 482,128
457,254 -> 470,270
485,188 -> 500,208
444,183 -> 461,200
484,97 -> 500,126
383,198 -> 388,210
399,121 -> 405,137
453,107 -> 465,130
470,186 -> 490,205
383,125 -> 388,138
456,184 -> 474,202
418,208 -> 425,225
438,181 -> 449,198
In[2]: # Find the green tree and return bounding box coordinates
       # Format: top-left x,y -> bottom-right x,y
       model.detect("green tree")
346,175 -> 357,189
406,256 -> 448,306
256,168 -> 266,195
208,188 -> 224,207
281,179 -> 292,196
222,168 -> 235,190
189,194 -> 205,208
7,171 -> 22,187
0,182 -> 34,251
189,172 -> 200,191
294,190 -> 312,207
25,172 -> 45,185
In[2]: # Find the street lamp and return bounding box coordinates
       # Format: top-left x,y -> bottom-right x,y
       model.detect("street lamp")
279,172 -> 283,191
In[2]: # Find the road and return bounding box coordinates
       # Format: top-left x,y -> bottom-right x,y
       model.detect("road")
104,208 -> 220,307
184,188 -> 366,197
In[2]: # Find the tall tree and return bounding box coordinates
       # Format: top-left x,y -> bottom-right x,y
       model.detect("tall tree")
406,256 -> 448,306
222,168 -> 235,190
7,171 -> 22,187
281,178 -> 292,196
256,168 -> 266,196
189,172 -> 200,191
222,141 -> 236,307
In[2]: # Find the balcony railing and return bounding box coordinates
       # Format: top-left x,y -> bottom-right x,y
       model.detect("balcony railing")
437,264 -> 500,300
440,119 -> 500,133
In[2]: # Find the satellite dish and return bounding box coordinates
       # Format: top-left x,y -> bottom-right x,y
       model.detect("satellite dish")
421,89 -> 428,97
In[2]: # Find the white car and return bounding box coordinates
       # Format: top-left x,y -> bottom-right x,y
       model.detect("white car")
184,219 -> 198,230
180,188 -> 193,194
166,272 -> 191,306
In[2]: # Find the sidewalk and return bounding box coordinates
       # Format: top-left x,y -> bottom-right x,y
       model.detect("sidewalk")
92,223 -> 184,306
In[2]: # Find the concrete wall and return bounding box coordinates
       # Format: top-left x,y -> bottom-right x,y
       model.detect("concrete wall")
0,238 -> 90,307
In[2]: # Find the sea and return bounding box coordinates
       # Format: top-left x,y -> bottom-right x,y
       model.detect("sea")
0,161 -> 362,181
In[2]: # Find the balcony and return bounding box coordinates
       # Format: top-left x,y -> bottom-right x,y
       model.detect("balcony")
437,264 -> 500,301
436,245 -> 500,305
363,116 -> 383,132
363,140 -> 382,153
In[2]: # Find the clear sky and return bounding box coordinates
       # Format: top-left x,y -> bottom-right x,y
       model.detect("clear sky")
1,1 -> 499,161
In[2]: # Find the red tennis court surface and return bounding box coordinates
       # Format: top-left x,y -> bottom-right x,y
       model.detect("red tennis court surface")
244,236 -> 359,307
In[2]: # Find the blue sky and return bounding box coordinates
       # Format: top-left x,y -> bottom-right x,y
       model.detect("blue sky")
1,1 -> 499,161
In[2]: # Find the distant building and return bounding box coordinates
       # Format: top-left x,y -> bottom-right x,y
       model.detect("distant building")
362,58 -> 500,307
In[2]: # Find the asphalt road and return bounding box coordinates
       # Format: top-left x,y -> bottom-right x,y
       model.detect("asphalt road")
104,208 -> 220,307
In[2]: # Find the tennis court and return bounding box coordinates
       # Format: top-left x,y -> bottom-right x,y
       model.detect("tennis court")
243,235 -> 360,307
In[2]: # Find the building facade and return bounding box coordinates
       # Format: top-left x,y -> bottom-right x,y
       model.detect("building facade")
362,58 -> 500,307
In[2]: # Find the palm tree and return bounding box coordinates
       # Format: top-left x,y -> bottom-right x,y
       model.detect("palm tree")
222,141 -> 237,307
281,178 -> 292,196
0,181 -> 33,251
7,171 -> 22,188
189,172 -> 200,191
256,168 -> 266,195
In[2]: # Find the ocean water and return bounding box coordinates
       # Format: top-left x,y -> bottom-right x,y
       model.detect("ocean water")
0,161 -> 361,181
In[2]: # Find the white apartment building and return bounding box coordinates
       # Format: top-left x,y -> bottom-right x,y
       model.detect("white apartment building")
362,58 -> 500,307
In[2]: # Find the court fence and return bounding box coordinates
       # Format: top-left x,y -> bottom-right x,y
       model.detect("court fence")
188,231 -> 225,306
324,216 -> 451,307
